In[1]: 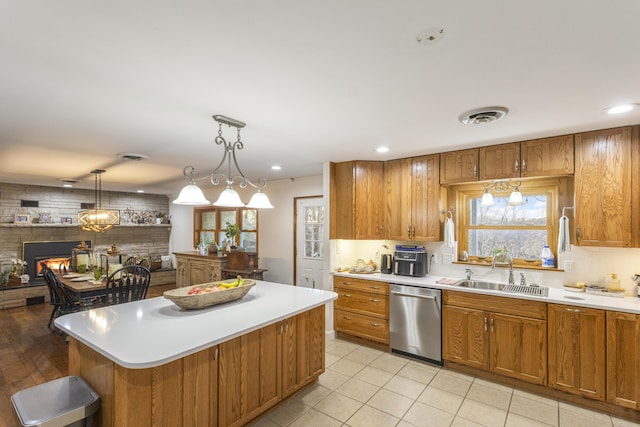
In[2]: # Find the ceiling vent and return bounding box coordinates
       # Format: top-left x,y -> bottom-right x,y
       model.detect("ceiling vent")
459,107 -> 508,125
117,152 -> 149,161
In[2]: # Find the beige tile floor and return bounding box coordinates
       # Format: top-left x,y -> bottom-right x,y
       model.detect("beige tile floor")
250,338 -> 640,427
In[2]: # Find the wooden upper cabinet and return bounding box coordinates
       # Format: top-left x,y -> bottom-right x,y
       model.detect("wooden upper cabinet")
330,161 -> 384,240
440,149 -> 479,184
521,135 -> 574,177
479,142 -> 520,181
574,126 -> 634,247
480,136 -> 574,181
385,155 -> 440,241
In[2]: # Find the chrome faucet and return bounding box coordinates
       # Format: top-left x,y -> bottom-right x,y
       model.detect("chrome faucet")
465,268 -> 474,280
491,251 -> 514,285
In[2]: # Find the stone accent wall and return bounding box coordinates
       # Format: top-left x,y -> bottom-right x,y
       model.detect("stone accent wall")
0,182 -> 172,282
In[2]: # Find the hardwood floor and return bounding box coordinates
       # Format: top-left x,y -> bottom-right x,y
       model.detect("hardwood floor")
0,283 -> 175,427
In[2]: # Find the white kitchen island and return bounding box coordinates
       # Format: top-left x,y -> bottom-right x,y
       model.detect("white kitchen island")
54,281 -> 337,427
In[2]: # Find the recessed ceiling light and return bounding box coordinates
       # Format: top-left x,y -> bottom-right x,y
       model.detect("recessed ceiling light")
117,152 -> 149,161
376,146 -> 390,153
137,189 -> 145,193
604,104 -> 638,115
59,178 -> 78,187
271,165 -> 282,171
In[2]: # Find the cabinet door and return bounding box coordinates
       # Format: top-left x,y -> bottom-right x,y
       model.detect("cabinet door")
281,307 -> 325,397
548,304 -> 605,400
490,313 -> 547,385
218,324 -> 280,427
479,142 -> 521,180
440,149 -> 479,184
575,127 -> 633,247
607,311 -> 640,409
385,158 -> 412,240
412,154 -> 441,241
354,161 -> 385,239
521,135 -> 574,177
442,305 -> 488,370
189,260 -> 209,285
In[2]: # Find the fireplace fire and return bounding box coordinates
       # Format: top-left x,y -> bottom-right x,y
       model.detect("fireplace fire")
23,241 -> 92,284
35,257 -> 71,276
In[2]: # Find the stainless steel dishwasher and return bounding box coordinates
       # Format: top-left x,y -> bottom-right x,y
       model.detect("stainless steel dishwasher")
389,284 -> 442,364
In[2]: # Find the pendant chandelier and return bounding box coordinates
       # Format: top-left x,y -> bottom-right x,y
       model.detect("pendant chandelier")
480,180 -> 524,207
173,115 -> 273,208
78,169 -> 120,232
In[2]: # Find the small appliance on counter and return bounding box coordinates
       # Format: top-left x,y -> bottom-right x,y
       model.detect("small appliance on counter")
380,253 -> 393,274
393,245 -> 429,277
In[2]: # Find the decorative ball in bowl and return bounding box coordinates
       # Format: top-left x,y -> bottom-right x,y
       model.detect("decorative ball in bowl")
163,278 -> 256,310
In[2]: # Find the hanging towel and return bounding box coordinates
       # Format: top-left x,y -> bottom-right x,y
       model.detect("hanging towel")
558,215 -> 571,253
444,217 -> 455,248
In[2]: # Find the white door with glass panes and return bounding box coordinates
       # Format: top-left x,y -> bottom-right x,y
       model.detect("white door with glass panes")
295,197 -> 323,288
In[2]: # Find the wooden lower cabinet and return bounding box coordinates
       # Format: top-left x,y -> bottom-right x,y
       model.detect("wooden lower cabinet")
69,306 -> 326,427
548,304 -> 605,401
333,276 -> 389,344
174,252 -> 227,287
442,305 -> 488,369
442,291 -> 547,385
606,311 -> 640,409
218,324 -> 280,427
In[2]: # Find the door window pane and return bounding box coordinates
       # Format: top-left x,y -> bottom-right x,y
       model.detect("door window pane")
304,206 -> 323,259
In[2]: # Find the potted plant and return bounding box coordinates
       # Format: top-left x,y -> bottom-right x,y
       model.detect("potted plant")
224,222 -> 240,251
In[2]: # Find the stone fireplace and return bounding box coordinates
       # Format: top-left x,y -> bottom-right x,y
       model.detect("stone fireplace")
23,240 -> 91,283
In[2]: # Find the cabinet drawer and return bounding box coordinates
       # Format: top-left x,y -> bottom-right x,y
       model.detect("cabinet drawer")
443,290 -> 546,320
333,276 -> 388,295
335,309 -> 389,344
335,290 -> 388,319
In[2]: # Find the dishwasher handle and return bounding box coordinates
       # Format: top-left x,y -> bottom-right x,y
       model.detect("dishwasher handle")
390,290 -> 437,300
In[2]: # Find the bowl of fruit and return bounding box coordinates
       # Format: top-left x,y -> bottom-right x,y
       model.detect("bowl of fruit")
163,276 -> 256,310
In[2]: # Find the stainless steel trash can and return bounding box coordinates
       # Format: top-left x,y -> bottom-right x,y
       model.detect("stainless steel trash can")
11,376 -> 100,427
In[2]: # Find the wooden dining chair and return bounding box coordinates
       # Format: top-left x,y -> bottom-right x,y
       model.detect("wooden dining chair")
103,265 -> 151,305
40,263 -> 62,331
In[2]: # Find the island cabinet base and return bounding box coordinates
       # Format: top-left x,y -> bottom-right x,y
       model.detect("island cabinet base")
68,305 -> 326,427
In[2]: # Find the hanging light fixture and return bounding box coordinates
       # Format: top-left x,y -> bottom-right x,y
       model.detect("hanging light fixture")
78,169 -> 120,232
480,180 -> 525,207
173,115 -> 273,208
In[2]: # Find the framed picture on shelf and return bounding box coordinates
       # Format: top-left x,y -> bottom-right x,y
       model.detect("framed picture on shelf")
61,217 -> 73,225
39,213 -> 51,223
14,214 -> 30,224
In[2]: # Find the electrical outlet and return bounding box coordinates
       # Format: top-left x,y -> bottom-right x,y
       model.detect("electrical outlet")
432,253 -> 438,264
564,260 -> 575,272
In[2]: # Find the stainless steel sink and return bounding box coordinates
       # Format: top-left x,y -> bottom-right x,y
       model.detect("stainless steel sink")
454,280 -> 505,290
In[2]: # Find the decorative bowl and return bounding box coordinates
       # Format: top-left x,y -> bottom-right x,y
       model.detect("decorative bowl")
163,279 -> 256,310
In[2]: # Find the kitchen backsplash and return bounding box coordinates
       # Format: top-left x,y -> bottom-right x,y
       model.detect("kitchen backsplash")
330,239 -> 640,296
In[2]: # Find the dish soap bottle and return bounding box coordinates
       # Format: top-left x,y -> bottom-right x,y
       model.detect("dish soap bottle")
541,245 -> 554,268
607,273 -> 621,292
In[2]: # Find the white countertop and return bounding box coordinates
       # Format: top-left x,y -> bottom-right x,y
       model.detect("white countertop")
54,281 -> 337,369
334,272 -> 640,314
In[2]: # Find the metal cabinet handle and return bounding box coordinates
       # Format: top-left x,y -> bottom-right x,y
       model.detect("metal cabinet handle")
341,281 -> 351,286
343,316 -> 351,320
514,159 -> 519,173
576,225 -> 581,241
473,164 -> 477,176
390,291 -> 436,300
564,307 -> 582,313
342,293 -> 351,298
412,225 -> 416,238
407,226 -> 411,239
522,159 -> 526,172
370,322 -> 381,327
490,317 -> 494,332
284,320 -> 289,333
370,298 -> 380,303
369,286 -> 380,290
484,316 -> 487,332
214,347 -> 219,361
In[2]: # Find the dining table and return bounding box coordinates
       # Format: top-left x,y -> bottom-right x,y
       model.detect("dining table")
55,272 -> 108,300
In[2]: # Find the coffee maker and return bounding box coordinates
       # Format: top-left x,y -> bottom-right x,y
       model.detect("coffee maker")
380,253 -> 393,274
393,245 -> 429,277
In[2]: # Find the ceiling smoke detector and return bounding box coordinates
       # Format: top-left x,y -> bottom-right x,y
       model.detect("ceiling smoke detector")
117,152 -> 149,161
459,107 -> 509,125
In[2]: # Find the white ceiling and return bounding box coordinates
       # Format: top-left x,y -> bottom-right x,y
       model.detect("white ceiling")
2,1 -> 640,195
